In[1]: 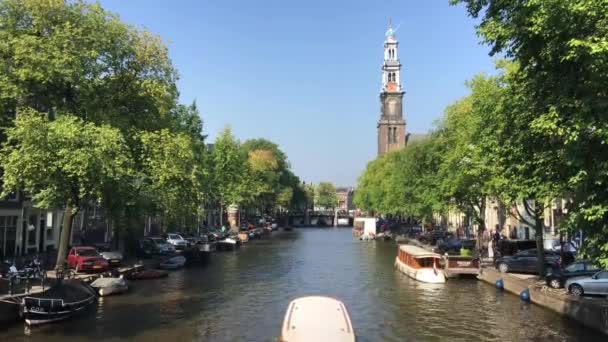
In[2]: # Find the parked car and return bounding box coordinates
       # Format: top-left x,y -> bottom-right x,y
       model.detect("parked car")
546,260 -> 602,289
544,239 -> 578,253
165,233 -> 188,250
495,249 -> 561,274
435,238 -> 476,255
99,251 -> 123,267
496,239 -> 537,257
136,238 -> 160,257
177,232 -> 202,246
67,246 -> 108,273
418,230 -> 448,246
147,237 -> 176,254
566,270 -> 608,296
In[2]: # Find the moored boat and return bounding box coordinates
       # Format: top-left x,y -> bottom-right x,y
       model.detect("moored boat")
395,245 -> 446,284
158,256 -> 186,270
0,297 -> 20,324
90,276 -> 128,297
280,296 -> 355,342
216,237 -> 238,251
443,255 -> 480,278
20,280 -> 96,325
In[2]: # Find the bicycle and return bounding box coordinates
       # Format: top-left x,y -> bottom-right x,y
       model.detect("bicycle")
56,262 -> 76,280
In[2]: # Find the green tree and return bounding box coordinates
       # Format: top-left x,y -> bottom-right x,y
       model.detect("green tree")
480,63 -> 567,276
139,129 -> 205,231
435,74 -> 506,244
210,127 -> 248,226
241,138 -> 290,213
0,110 -> 131,271
315,182 -> 338,210
0,0 -> 178,131
355,137 -> 445,224
170,101 -> 205,142
451,0 -> 608,266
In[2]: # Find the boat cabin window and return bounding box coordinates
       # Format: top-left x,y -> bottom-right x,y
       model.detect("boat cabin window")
418,258 -> 434,268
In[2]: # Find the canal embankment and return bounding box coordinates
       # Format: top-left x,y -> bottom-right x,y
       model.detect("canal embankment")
395,234 -> 608,336
478,267 -> 608,336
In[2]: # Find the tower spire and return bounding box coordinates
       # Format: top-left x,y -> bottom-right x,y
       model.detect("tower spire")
377,20 -> 406,156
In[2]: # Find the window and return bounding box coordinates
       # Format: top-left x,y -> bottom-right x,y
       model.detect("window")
596,271 -> 608,279
586,264 -> 601,272
28,214 -> 37,246
76,249 -> 98,257
0,216 -> 18,257
565,262 -> 585,272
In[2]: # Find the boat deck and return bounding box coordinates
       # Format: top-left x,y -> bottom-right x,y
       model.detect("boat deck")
443,255 -> 480,278
281,296 -> 355,342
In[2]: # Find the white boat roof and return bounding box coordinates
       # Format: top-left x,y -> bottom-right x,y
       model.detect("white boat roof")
398,244 -> 442,258
281,296 -> 355,342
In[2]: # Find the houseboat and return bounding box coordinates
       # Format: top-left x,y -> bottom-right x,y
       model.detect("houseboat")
280,296 -> 355,342
395,245 -> 446,284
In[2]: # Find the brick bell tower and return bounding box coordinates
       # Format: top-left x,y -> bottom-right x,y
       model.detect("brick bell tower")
377,21 -> 406,156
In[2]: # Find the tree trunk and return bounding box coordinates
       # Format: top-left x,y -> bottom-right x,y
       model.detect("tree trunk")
534,205 -> 546,277
219,203 -> 223,227
55,204 -> 77,271
475,203 -> 487,257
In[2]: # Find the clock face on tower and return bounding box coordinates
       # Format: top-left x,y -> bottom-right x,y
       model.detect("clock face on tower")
387,82 -> 398,92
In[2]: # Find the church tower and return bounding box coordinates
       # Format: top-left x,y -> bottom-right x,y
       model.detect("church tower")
377,21 -> 406,156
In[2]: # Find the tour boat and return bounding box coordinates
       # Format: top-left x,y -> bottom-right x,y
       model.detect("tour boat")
280,296 -> 355,342
395,245 -> 446,284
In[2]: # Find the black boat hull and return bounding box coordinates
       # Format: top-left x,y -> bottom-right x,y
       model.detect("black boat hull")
20,282 -> 96,325
0,298 -> 19,324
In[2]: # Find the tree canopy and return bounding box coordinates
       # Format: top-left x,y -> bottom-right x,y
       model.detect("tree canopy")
315,182 -> 338,210
0,109 -> 132,269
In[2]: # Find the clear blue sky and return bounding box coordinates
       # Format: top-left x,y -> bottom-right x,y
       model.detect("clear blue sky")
98,0 -> 495,187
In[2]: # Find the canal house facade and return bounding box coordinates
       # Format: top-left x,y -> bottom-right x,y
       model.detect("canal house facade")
0,192 -> 64,257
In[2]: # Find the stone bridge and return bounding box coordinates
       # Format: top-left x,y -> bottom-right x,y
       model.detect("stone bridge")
287,210 -> 354,227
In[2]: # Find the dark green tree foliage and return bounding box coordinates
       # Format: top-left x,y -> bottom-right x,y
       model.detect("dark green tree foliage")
452,0 -> 608,266
315,182 -> 338,210
355,137 -> 445,224
0,110 -> 131,270
0,0 -> 178,132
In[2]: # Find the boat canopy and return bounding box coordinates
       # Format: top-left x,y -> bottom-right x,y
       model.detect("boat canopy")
398,245 -> 442,259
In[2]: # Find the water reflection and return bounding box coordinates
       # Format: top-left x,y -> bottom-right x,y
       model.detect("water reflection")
1,229 -> 603,342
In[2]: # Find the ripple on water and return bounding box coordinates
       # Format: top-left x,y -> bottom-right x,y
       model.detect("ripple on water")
1,229 -> 605,342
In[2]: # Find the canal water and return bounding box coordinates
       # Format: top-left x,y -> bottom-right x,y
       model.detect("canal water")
2,228 -> 604,341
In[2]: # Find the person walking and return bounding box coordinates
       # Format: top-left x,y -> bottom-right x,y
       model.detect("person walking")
492,228 -> 502,263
